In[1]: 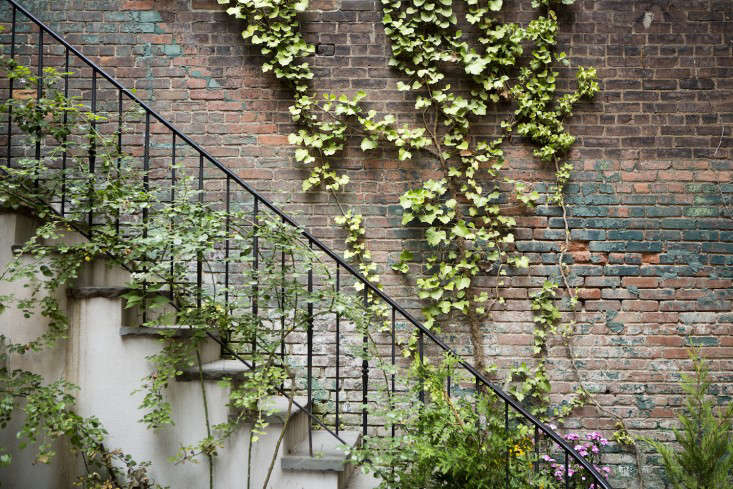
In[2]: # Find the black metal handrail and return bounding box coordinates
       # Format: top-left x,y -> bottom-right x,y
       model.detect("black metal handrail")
0,1 -> 614,487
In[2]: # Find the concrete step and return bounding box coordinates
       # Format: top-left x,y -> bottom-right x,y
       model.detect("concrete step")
281,430 -> 361,489
177,359 -> 252,380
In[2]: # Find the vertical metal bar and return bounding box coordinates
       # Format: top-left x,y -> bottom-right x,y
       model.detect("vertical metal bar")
224,174 -> 230,308
252,196 -> 259,367
391,306 -> 395,438
196,153 -> 203,310
142,110 -> 150,323
505,401 -> 509,489
34,28 -> 42,167
280,240 -> 285,368
170,133 -> 176,280
564,451 -> 569,489
335,263 -> 340,436
447,375 -> 451,398
88,68 -> 97,234
115,87 -> 122,234
6,6 -> 16,168
61,48 -> 69,216
362,285 -> 368,436
534,425 -> 539,475
307,238 -> 314,456
418,329 -> 424,403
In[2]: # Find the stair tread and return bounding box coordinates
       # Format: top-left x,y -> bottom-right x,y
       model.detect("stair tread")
177,359 -> 252,380
119,325 -> 218,338
282,431 -> 361,472
289,430 -> 361,458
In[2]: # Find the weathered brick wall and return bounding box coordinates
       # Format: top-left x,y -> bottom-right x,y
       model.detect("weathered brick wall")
5,0 -> 733,487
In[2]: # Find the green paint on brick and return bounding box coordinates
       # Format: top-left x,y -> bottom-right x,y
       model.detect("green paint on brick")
208,78 -> 221,88
137,10 -> 163,22
685,207 -> 719,217
635,395 -> 655,413
686,336 -> 720,347
163,44 -> 182,56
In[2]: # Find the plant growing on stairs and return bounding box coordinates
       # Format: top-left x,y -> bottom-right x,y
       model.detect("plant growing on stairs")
0,56 -> 372,488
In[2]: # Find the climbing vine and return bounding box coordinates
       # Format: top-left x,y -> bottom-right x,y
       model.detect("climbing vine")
218,0 -> 597,407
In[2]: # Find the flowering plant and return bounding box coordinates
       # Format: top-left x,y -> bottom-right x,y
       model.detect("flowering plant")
541,431 -> 612,489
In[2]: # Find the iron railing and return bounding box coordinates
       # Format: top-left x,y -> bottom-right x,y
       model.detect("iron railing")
0,1 -> 614,487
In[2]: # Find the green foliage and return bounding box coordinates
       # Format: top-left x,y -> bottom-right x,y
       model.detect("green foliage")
352,355 -> 559,489
643,350 -> 733,489
0,359 -> 164,488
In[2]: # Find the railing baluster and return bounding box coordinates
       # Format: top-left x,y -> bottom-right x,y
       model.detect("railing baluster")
115,87 -> 122,234
280,232 -> 285,372
6,5 -> 15,168
142,109 -> 150,323
252,196 -> 259,367
335,263 -> 340,436
505,400 -> 509,489
196,152 -> 203,310
60,47 -> 69,216
534,425 -> 539,476
307,238 -> 314,456
88,68 -> 96,233
170,133 -> 176,281
34,27 -> 42,173
391,306 -> 395,438
418,329 -> 424,403
362,285 -> 368,436
565,450 -> 569,489
224,174 -> 229,309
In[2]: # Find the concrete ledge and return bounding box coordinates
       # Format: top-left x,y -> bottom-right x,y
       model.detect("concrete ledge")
68,286 -> 130,299
282,455 -> 347,472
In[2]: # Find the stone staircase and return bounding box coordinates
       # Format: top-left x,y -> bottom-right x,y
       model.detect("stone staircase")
0,211 -> 377,489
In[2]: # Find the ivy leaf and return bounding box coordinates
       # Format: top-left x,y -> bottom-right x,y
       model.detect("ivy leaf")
294,148 -> 310,162
425,228 -> 446,246
488,0 -> 502,10
360,138 -> 378,151
452,221 -> 471,239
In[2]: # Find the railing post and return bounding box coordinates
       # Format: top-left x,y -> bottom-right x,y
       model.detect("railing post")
252,196 -> 259,367
34,28 -> 42,169
88,68 -> 97,233
505,400 -> 509,489
362,285 -> 368,436
6,5 -> 16,169
196,152 -> 203,310
61,47 -> 69,216
418,329 -> 424,403
307,238 -> 314,456
335,263 -> 340,436
115,87 -> 122,234
391,306 -> 395,438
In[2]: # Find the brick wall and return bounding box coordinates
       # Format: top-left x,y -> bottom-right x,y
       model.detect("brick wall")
5,0 -> 733,487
